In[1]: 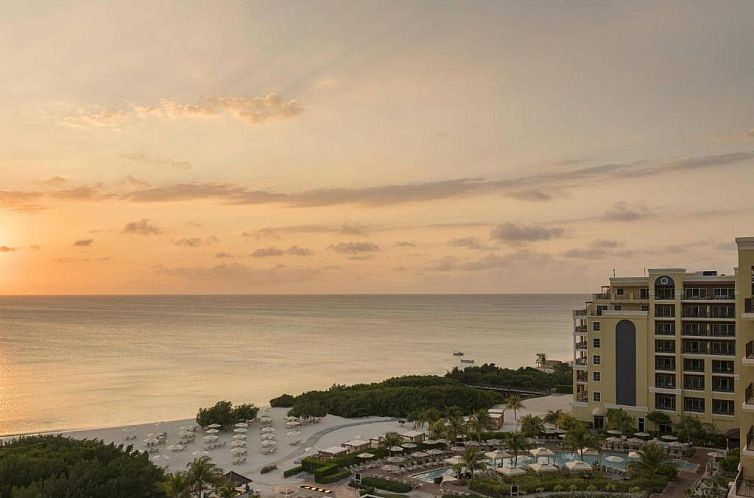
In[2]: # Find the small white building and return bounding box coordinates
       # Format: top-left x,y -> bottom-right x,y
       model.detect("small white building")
319,446 -> 349,460
401,430 -> 426,443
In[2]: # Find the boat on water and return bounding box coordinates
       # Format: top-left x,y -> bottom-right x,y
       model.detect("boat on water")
460,358 -> 475,364
452,351 -> 464,356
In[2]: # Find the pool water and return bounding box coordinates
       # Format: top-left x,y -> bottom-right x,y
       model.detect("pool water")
412,467 -> 451,482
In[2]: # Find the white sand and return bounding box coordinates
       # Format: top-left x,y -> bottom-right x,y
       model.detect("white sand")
56,395 -> 571,495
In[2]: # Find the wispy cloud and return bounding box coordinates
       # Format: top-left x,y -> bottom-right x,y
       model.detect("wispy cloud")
63,93 -> 301,129
251,245 -> 314,257
601,201 -> 654,222
490,223 -> 564,244
711,128 -> 754,143
503,189 -> 555,202
561,239 -> 631,259
73,238 -> 94,247
122,151 -> 192,170
448,237 -> 484,250
122,219 -> 162,235
427,250 -> 549,272
173,236 -> 220,247
330,241 -> 380,255
244,223 -> 371,240
0,245 -> 17,252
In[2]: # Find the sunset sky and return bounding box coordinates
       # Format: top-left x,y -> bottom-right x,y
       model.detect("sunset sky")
1,1 -> 753,294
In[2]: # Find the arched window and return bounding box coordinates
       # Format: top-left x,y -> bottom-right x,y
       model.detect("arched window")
655,275 -> 674,300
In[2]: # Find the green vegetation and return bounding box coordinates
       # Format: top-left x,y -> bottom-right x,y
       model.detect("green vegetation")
360,477 -> 412,493
260,464 -> 277,474
0,435 -> 166,498
518,414 -> 544,438
605,408 -> 635,434
272,375 -> 501,418
627,443 -> 677,483
317,469 -> 352,484
195,400 -> 259,428
471,471 -> 667,496
163,455 -> 233,498
283,466 -> 304,478
673,414 -> 723,446
446,363 -> 573,393
563,423 -> 601,460
720,448 -> 740,474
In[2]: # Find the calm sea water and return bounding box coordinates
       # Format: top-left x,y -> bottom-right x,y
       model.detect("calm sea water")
0,294 -> 586,435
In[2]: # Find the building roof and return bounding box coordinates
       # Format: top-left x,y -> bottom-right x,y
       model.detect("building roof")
321,446 -> 349,455
224,470 -> 253,485
343,440 -> 369,447
402,430 -> 425,438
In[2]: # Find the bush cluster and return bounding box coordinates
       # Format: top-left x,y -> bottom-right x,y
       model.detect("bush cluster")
195,401 -> 259,428
318,469 -> 352,484
260,465 -> 277,474
446,363 -> 573,393
359,476 -> 412,493
471,472 -> 667,496
283,466 -> 304,478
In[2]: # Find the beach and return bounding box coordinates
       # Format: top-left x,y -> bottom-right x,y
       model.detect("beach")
60,395 -> 572,494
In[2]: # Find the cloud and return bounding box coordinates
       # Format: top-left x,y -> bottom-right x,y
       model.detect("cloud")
214,252 -> 234,258
712,128 -> 754,143
0,191 -> 45,213
122,151 -> 192,170
120,175 -> 151,188
38,176 -> 69,186
154,262 -> 319,286
54,257 -> 112,263
448,237 -> 483,250
245,223 -> 371,240
490,223 -> 564,244
252,246 -> 314,257
601,201 -> 654,221
427,250 -> 549,272
63,93 -> 301,129
173,236 -> 220,247
504,189 -> 554,202
122,218 -> 162,235
330,241 -> 380,255
73,238 -> 94,247
0,245 -> 17,252
562,239 -> 632,259
395,241 -> 416,247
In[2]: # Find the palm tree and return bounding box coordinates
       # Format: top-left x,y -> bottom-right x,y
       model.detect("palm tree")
186,456 -> 223,498
536,352 -> 547,368
429,419 -> 447,440
555,412 -> 579,431
605,408 -> 634,434
468,409 -> 493,441
463,446 -> 486,479
505,395 -> 524,421
446,414 -> 467,443
628,443 -> 670,478
504,431 -> 529,467
519,414 -> 544,439
646,410 -> 672,435
543,409 -> 563,426
564,423 -> 599,461
162,471 -> 191,498
382,432 -> 403,455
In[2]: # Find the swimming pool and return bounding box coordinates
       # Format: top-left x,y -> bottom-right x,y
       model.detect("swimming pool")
412,467 -> 451,482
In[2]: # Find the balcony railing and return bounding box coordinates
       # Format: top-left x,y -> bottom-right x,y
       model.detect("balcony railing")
747,298 -> 754,314
574,357 -> 587,366
748,427 -> 754,452
748,341 -> 754,359
574,325 -> 587,333
575,342 -> 588,350
575,392 -> 588,402
735,471 -> 754,498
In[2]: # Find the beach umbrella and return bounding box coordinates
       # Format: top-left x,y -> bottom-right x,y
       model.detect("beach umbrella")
286,421 -> 301,427
235,422 -> 248,428
207,424 -> 221,429
285,416 -> 297,421
450,446 -> 465,452
606,430 -> 622,436
234,428 -> 248,433
412,452 -> 429,458
436,438 -> 450,444
386,456 -> 405,464
441,470 -> 458,483
530,447 -> 555,457
485,450 -> 512,460
634,432 -> 651,438
402,442 -> 417,449
661,435 -> 678,441
389,446 -> 404,453
205,428 -> 220,434
444,456 -> 464,466
566,461 -> 593,472
167,444 -> 184,451
286,431 -> 300,436
261,433 -> 276,440
357,452 -> 375,459
465,440 -> 480,447
628,451 -> 641,460
203,435 -> 218,443
262,440 -> 277,447
423,439 -> 438,445
605,436 -> 621,443
231,447 -> 247,455
427,449 -> 445,456
486,438 -> 501,446
262,427 -> 277,433
382,464 -> 400,472
231,440 -> 246,447
233,434 -> 247,440
192,450 -> 210,458
144,438 -> 159,445
606,455 -> 625,463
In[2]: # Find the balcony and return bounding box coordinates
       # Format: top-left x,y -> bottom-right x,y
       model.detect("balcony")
575,391 -> 588,403
732,471 -> 754,498
744,385 -> 754,409
575,371 -> 588,383
574,357 -> 587,369
575,341 -> 588,350
745,298 -> 754,318
593,293 -> 610,301
574,324 -> 587,334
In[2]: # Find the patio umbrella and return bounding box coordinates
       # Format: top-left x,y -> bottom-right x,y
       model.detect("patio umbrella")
423,439 -> 439,445
465,440 -> 480,447
634,432 -> 651,438
262,427 -> 277,433
441,471 -> 458,483
402,442 -> 417,449
427,449 -> 445,455
580,448 -> 599,457
168,444 -> 184,451
234,428 -> 248,433
286,431 -> 300,436
207,424 -> 221,429
444,456 -> 464,466
486,438 -> 501,446
436,438 -> 450,444
286,421 -> 301,427
231,440 -> 246,447
386,456 -> 405,464
357,452 -> 375,459
382,464 -> 400,472
566,461 -> 593,472
262,440 -> 277,447
450,446 -> 465,452
231,447 -> 247,455
205,429 -> 220,434
261,433 -> 276,440
625,437 -> 645,446
192,450 -> 210,457
412,451 -> 429,458
606,430 -> 622,436
530,447 -> 555,458
233,434 -> 247,440
661,435 -> 679,441
389,446 -> 404,453
203,435 -> 218,443
628,451 -> 641,460
235,422 -> 248,428
486,450 -> 512,460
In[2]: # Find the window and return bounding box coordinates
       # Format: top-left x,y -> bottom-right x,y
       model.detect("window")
684,287 -> 708,300
711,341 -> 735,356
656,304 -> 675,317
593,338 -> 601,348
712,399 -> 735,415
683,375 -> 705,390
683,305 -> 707,318
593,371 -> 601,382
655,373 -> 676,389
683,397 -> 705,413
712,304 -> 735,318
642,305 -> 649,311
683,340 -> 706,354
593,392 -> 601,402
714,288 -> 734,300
683,322 -> 706,336
640,288 -> 649,299
656,321 -> 675,336
683,358 -> 704,372
712,360 -> 734,374
593,355 -> 601,365
655,339 -> 675,353
593,322 -> 601,332
655,393 -> 676,411
596,305 -> 608,316
712,376 -> 734,392
614,305 -> 622,311
712,323 -> 735,337
593,416 -> 604,429
617,288 -> 624,295
655,356 -> 675,371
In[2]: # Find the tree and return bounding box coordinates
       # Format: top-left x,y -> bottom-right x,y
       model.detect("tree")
543,409 -> 563,426
429,419 -> 447,440
163,472 -> 191,498
468,409 -> 493,441
186,456 -> 223,498
536,352 -> 547,368
505,394 -> 524,421
463,446 -> 486,479
628,443 -> 675,480
646,410 -> 672,433
564,423 -> 600,461
446,413 -> 467,443
504,431 -> 529,466
232,403 -> 259,422
382,432 -> 403,455
555,412 -> 580,431
519,415 -> 544,439
674,415 -> 704,444
605,408 -> 634,434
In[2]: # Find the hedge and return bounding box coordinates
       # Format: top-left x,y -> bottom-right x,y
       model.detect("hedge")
301,457 -> 327,473
360,477 -> 412,493
283,466 -> 304,478
317,469 -> 351,484
313,463 -> 340,479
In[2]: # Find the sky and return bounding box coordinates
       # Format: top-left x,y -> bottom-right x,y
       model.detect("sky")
1,0 -> 753,294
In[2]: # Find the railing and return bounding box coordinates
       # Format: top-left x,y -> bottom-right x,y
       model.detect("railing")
574,325 -> 587,333
748,427 -> 754,452
747,341 -> 754,359
574,357 -> 587,366
575,392 -> 588,402
593,293 -> 610,300
736,471 -> 754,497
575,342 -> 588,350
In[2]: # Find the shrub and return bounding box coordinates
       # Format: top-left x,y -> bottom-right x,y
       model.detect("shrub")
720,448 -> 740,473
360,477 -> 412,493
260,465 -> 277,474
195,400 -> 259,427
313,464 -> 340,479
318,469 -> 351,484
270,394 -> 295,407
301,457 -> 327,474
283,466 -> 304,478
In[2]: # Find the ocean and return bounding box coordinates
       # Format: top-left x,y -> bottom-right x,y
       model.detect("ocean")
0,294 -> 586,436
